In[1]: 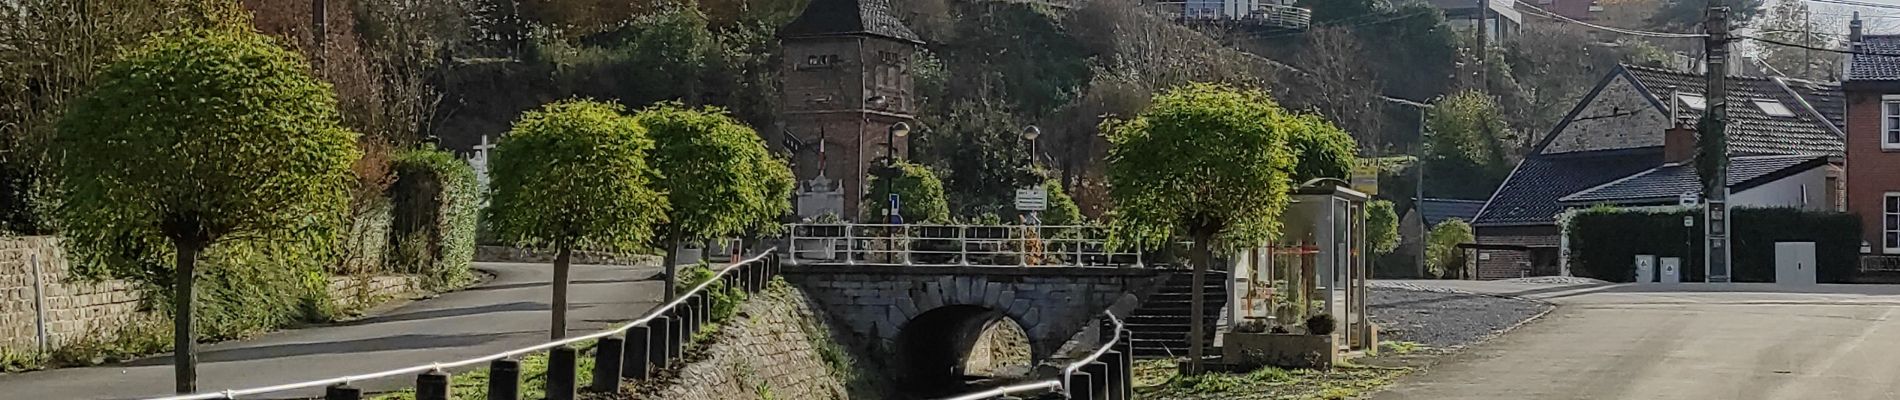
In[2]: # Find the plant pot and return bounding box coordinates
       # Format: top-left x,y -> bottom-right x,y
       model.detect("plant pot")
1221,331 -> 1338,370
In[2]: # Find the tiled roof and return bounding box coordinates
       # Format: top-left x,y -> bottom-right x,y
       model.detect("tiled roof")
1415,198 -> 1486,227
779,0 -> 921,43
1848,35 -> 1900,81
1622,65 -> 1843,156
1472,148 -> 1664,226
1781,79 -> 1846,131
1559,154 -> 1828,204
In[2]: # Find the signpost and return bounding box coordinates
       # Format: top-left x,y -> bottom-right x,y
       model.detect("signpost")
1015,187 -> 1047,225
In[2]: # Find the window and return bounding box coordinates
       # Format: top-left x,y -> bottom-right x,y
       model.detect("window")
1884,96 -> 1900,150
1753,99 -> 1795,117
1887,193 -> 1900,253
1677,93 -> 1707,112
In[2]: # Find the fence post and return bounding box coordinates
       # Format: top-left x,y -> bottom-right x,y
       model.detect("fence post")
324,383 -> 363,400
1067,371 -> 1094,400
845,224 -> 857,266
958,225 -> 970,266
547,345 -> 577,400
415,370 -> 451,400
1087,361 -> 1111,400
1101,350 -> 1125,400
649,317 -> 673,371
624,326 -> 652,380
488,358 -> 521,400
1118,329 -> 1134,400
590,336 -> 625,393
668,310 -> 687,360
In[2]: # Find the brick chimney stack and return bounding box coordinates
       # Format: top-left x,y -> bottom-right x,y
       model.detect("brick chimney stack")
1665,126 -> 1697,164
1852,13 -> 1863,45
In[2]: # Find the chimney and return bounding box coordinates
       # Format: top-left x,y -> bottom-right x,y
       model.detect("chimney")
1851,13 -> 1864,44
1665,126 -> 1697,164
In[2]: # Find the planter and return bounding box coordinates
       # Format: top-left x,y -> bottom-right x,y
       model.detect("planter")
1222,332 -> 1337,370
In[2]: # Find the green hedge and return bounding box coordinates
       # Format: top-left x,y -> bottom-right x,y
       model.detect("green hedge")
1566,207 -> 1860,283
390,149 -> 480,289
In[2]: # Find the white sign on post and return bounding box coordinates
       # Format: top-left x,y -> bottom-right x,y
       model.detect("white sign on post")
1014,187 -> 1047,211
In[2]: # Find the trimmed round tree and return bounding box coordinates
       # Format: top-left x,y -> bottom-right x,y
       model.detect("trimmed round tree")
1104,83 -> 1294,373
863,161 -> 952,224
55,27 -> 357,393
633,103 -> 791,299
1366,199 -> 1400,256
1285,112 -> 1359,182
487,100 -> 668,339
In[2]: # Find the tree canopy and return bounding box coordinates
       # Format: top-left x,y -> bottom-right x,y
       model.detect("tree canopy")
1426,219 -> 1475,278
485,99 -> 668,252
1366,199 -> 1399,256
864,161 -> 952,224
55,23 -> 358,393
1104,83 -> 1295,249
636,102 -> 789,241
1425,90 -> 1516,200
1285,112 -> 1359,183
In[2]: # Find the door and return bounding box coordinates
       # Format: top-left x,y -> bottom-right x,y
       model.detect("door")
1775,242 -> 1818,285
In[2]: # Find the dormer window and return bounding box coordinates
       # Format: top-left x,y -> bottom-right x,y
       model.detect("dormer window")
1676,93 -> 1707,112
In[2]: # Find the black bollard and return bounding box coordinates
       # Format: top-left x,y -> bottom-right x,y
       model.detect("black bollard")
488,358 -> 521,400
415,370 -> 451,400
324,383 -> 362,400
1117,331 -> 1135,400
547,346 -> 577,400
1088,361 -> 1111,399
623,326 -> 652,380
1067,371 -> 1095,400
1100,351 -> 1125,400
668,311 -> 686,360
648,317 -> 673,371
591,336 -> 625,393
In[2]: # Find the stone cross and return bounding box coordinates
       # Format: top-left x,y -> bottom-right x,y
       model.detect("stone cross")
468,135 -> 496,190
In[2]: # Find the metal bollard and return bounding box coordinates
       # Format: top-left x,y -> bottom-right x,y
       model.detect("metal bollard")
1118,331 -> 1135,400
624,326 -> 652,380
488,358 -> 521,400
1087,361 -> 1111,399
323,383 -> 362,400
1101,350 -> 1125,400
590,336 -> 625,393
415,370 -> 451,400
668,310 -> 686,360
1067,371 -> 1095,400
546,345 -> 577,400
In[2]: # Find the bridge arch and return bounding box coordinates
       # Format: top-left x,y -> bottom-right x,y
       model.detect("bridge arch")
892,305 -> 1035,392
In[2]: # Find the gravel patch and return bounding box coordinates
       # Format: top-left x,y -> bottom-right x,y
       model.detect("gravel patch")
1368,287 -> 1551,348
1497,276 -> 1610,285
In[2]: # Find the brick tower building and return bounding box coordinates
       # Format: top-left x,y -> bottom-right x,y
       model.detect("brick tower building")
777,0 -> 922,220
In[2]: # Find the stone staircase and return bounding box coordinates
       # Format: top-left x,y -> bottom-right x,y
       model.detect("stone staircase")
1125,268 -> 1228,358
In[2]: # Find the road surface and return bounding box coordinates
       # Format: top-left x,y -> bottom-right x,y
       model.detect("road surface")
0,261 -> 668,400
1373,281 -> 1900,400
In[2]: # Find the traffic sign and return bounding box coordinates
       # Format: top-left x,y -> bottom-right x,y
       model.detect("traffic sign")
1014,187 -> 1047,211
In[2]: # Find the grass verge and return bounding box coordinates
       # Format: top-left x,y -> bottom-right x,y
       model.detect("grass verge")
368,339 -> 598,400
1133,357 -> 1413,400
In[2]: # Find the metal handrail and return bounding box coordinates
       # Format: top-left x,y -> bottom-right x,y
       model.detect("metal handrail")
933,312 -> 1126,400
147,249 -> 779,400
787,223 -> 1145,268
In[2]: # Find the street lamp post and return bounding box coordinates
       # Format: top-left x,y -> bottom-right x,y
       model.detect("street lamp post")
886,122 -> 910,224
1022,126 -> 1042,225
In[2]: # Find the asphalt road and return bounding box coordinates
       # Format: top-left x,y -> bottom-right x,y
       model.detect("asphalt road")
0,262 -> 668,400
1372,281 -> 1900,400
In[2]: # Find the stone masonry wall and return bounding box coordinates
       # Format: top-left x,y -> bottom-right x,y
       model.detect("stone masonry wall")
640,283 -> 864,400
2,236 -> 421,355
0,236 -> 143,353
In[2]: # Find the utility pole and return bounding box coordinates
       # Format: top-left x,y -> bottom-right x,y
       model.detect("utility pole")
1703,4 -> 1732,283
1476,0 -> 1488,90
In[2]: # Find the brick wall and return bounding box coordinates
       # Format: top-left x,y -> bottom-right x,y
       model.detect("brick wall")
642,284 -> 863,400
1846,91 -> 1900,254
1475,225 -> 1561,280
0,236 -> 145,353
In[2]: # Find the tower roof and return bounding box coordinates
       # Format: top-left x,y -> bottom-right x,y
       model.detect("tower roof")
779,0 -> 922,43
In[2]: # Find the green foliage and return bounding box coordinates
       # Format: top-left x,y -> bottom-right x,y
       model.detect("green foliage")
915,99 -> 1040,216
53,24 -> 357,362
674,262 -> 750,331
485,99 -> 668,253
1566,207 -> 1860,283
389,148 -> 480,288
635,103 -> 790,244
1647,0 -> 1764,30
1104,83 -> 1295,250
1040,179 -> 1083,226
1425,91 -> 1515,200
863,162 -> 952,224
1285,113 -> 1358,182
1365,200 -> 1399,256
1426,219 -> 1474,278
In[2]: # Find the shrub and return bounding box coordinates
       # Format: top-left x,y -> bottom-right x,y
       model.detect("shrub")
863,161 -> 952,224
1426,219 -> 1474,278
389,148 -> 480,289
1566,207 -> 1860,283
1305,314 -> 1336,336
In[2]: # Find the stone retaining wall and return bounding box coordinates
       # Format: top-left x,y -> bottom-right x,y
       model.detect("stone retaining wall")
0,236 -> 143,353
325,275 -> 421,313
473,245 -> 658,266
638,283 -> 873,400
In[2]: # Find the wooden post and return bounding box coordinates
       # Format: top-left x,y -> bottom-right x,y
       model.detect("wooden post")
590,336 -> 625,393
488,358 -> 520,400
324,384 -> 362,400
624,326 -> 652,380
546,346 -> 576,400
415,370 -> 451,400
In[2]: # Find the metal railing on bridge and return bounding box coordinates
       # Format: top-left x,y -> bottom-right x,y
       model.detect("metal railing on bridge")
933,312 -> 1133,400
786,223 -> 1145,268
146,250 -> 782,400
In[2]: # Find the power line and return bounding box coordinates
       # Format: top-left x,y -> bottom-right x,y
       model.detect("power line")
1515,0 -> 1709,38
1743,34 -> 1900,56
1805,0 -> 1900,10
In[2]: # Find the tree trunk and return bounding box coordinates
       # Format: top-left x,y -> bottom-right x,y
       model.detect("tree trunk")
663,232 -> 682,300
1187,231 -> 1213,375
552,246 -> 571,340
172,241 -> 200,394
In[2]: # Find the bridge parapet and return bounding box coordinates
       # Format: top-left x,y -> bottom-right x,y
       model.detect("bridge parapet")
786,223 -> 1144,267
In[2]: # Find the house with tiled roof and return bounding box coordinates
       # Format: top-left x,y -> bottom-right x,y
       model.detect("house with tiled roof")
1469,64 -> 1844,280
1843,23 -> 1900,261
1392,198 -> 1486,277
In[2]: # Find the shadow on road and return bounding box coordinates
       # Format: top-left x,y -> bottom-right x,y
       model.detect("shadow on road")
124,332 -> 530,366
458,277 -> 658,293
342,301 -> 544,326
